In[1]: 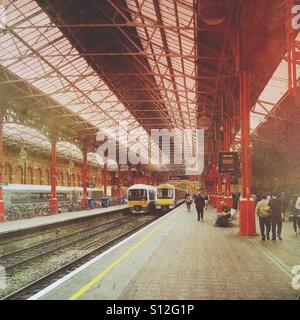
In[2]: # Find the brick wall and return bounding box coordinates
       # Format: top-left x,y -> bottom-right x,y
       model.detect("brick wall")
2,147 -> 103,188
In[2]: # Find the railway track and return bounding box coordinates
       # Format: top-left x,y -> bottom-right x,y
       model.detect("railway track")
1,212 -> 158,300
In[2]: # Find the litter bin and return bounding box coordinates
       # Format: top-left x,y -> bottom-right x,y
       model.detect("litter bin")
101,197 -> 110,208
88,198 -> 95,209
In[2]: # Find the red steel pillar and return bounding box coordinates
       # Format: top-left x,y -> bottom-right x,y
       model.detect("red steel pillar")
216,143 -> 223,213
224,118 -> 233,208
210,157 -> 217,206
216,173 -> 223,213
49,140 -> 59,214
82,150 -> 89,209
0,110 -> 5,221
286,0 -> 298,96
239,70 -> 256,236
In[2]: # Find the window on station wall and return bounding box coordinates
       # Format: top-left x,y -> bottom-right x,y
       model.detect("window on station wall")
4,163 -> 13,184
36,168 -> 43,185
27,167 -> 33,185
16,165 -> 23,184
72,174 -> 75,187
77,175 -> 81,187
45,169 -> 50,185
60,172 -> 64,186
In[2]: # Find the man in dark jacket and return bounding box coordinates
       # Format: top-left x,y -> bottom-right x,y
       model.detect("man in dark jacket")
194,191 -> 205,221
269,192 -> 283,240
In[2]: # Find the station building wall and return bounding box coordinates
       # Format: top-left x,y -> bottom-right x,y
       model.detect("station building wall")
2,146 -> 103,188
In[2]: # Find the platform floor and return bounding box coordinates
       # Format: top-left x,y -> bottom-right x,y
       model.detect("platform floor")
30,204 -> 299,300
0,205 -> 127,235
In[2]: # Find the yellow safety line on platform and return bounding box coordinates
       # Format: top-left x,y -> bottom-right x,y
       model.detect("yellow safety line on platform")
68,215 -> 173,300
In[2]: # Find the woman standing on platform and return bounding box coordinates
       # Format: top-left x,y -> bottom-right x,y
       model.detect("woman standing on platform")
204,193 -> 209,210
185,193 -> 192,212
292,194 -> 300,236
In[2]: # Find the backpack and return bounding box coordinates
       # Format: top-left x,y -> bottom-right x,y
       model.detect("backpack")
258,202 -> 270,217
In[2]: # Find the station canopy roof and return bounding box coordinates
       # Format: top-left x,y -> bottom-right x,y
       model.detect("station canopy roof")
3,123 -> 100,165
0,0 -> 290,171
1,0 -> 171,166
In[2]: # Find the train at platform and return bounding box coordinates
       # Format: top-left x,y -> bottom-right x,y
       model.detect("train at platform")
127,183 -> 186,214
2,184 -> 103,208
156,184 -> 186,212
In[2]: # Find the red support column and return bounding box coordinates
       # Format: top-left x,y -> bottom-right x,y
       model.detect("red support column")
216,173 -> 223,213
239,70 -> 256,236
82,150 -> 89,209
224,119 -> 233,208
286,0 -> 298,96
0,110 -> 5,221
216,143 -> 223,213
49,140 -> 58,214
103,163 -> 108,197
210,158 -> 217,206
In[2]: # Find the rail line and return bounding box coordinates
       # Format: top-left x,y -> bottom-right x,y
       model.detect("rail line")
1,211 -> 159,300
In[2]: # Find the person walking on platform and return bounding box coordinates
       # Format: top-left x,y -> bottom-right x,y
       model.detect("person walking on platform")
269,192 -> 283,241
293,194 -> 300,235
204,193 -> 209,210
194,191 -> 205,222
280,192 -> 290,222
185,193 -> 192,212
255,194 -> 271,241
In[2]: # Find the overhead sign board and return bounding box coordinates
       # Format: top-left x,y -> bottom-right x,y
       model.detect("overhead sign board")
169,175 -> 189,181
217,152 -> 239,173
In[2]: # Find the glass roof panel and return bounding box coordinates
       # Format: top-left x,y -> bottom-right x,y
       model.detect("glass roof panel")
126,0 -> 196,130
1,0 -> 156,165
251,54 -> 300,132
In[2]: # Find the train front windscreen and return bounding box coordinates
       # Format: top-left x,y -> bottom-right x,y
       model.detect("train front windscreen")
128,189 -> 147,201
157,189 -> 173,199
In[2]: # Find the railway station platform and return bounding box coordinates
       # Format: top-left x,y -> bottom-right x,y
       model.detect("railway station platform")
0,205 -> 127,236
30,204 -> 300,300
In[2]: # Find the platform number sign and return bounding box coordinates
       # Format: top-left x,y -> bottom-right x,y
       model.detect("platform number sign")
217,152 -> 239,174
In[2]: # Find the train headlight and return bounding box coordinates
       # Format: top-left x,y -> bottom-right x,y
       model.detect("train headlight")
170,201 -> 176,208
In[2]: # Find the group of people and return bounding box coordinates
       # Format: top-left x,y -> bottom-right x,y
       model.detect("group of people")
255,191 -> 300,241
185,191 -> 233,227
184,188 -> 300,239
185,191 -> 209,222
